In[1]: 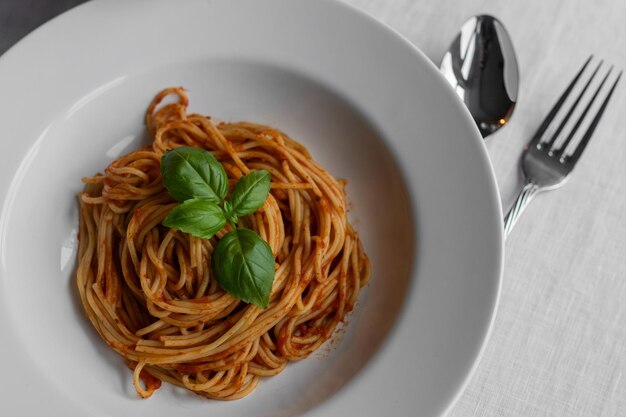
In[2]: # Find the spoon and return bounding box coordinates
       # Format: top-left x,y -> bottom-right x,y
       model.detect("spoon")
440,15 -> 519,138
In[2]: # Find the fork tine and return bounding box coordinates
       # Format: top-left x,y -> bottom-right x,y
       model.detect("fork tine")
545,60 -> 602,151
554,66 -> 612,158
531,55 -> 593,148
567,70 -> 622,165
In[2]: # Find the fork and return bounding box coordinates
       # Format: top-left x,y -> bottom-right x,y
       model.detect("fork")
504,56 -> 622,237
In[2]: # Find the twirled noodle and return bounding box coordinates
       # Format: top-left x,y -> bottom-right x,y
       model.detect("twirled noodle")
76,87 -> 370,400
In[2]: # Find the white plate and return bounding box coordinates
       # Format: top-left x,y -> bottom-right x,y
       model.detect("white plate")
0,0 -> 503,416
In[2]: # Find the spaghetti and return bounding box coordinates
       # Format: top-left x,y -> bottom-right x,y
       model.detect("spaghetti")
76,87 -> 370,400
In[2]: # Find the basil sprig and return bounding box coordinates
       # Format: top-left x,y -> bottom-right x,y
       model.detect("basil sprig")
160,147 -> 275,308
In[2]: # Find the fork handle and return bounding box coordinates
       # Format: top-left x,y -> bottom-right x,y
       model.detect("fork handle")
504,181 -> 540,238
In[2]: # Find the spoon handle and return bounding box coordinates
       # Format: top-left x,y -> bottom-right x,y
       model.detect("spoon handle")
504,181 -> 540,237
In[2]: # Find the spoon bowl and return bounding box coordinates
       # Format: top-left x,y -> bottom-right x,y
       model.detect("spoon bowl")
440,15 -> 519,138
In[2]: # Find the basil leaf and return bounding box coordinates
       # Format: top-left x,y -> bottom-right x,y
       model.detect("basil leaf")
162,199 -> 226,239
212,228 -> 275,308
160,146 -> 228,203
222,200 -> 238,224
229,170 -> 271,217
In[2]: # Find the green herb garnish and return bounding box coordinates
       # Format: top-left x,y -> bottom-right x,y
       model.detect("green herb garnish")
211,228 -> 275,308
161,145 -> 228,203
160,146 -> 275,308
229,169 -> 272,220
162,199 -> 226,240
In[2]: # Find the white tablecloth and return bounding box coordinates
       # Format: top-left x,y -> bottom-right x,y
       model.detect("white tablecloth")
343,0 -> 626,415
2,0 -> 625,415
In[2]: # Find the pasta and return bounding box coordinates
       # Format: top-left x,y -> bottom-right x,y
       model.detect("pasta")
75,87 -> 370,400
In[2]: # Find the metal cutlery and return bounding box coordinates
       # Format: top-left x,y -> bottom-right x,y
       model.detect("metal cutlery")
440,15 -> 519,138
504,56 -> 621,237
